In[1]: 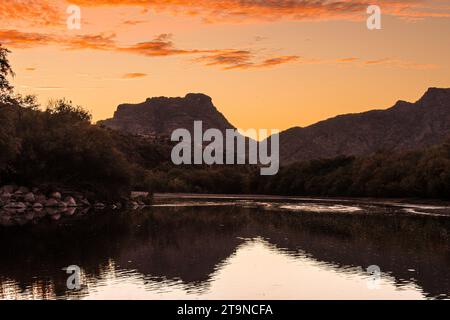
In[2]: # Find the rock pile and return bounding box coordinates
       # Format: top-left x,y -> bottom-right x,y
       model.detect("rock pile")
0,185 -> 151,213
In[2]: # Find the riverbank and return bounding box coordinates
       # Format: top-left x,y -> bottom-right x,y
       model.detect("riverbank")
0,185 -> 152,212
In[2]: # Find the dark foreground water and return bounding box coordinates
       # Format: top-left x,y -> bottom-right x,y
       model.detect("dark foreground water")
1,195 -> 450,300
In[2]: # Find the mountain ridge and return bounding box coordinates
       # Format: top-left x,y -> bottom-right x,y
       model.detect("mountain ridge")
277,87 -> 450,164
98,88 -> 450,165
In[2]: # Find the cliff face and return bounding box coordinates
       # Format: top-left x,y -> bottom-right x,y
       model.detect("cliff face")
98,93 -> 235,136
278,88 -> 450,164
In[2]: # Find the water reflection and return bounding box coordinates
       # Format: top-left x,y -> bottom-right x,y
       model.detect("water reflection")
0,198 -> 449,300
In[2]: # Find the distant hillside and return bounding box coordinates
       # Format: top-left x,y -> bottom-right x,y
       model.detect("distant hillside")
278,88 -> 450,164
98,93 -> 235,136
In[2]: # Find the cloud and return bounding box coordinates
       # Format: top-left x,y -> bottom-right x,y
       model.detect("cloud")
119,34 -> 207,57
121,19 -> 148,26
257,56 -> 300,68
0,0 -> 62,27
122,72 -> 147,79
362,58 -> 437,70
194,50 -> 254,69
0,29 -> 436,71
69,0 -> 450,22
193,50 -> 301,70
336,57 -> 359,63
0,29 -> 115,50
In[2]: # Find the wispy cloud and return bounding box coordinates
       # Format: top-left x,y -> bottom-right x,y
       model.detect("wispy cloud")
362,58 -> 437,70
119,34 -> 207,57
194,51 -> 300,70
0,29 -> 437,71
69,0 -> 450,23
0,29 -> 115,50
0,0 -> 62,27
122,72 -> 147,79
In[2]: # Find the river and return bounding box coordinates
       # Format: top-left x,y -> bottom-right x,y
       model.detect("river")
1,194 -> 449,300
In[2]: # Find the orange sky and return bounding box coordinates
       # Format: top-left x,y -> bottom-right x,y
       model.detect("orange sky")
1,0 -> 450,130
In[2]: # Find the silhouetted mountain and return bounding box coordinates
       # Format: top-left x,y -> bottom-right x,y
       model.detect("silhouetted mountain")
279,88 -> 450,164
99,88 -> 450,166
98,93 -> 235,136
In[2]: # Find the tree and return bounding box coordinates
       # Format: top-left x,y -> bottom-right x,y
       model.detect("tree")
0,44 -> 14,102
47,98 -> 92,123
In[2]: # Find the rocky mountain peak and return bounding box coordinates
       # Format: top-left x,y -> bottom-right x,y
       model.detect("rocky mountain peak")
417,87 -> 450,106
98,93 -> 234,136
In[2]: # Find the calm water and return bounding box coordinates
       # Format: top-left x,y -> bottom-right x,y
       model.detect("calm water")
1,195 -> 450,300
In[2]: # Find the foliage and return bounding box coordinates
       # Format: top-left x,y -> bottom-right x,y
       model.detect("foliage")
0,44 -> 14,103
1,44 -> 450,199
256,144 -> 450,199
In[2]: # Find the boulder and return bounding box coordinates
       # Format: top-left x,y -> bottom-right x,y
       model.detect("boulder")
64,196 -> 77,207
80,199 -> 91,207
94,202 -> 106,209
45,198 -> 59,207
2,185 -> 16,194
5,202 -> 26,210
65,208 -> 76,216
50,192 -> 62,200
33,203 -> 44,211
0,192 -> 11,201
24,212 -> 35,220
58,201 -> 67,209
17,186 -> 29,194
50,214 -> 61,221
35,194 -> 47,203
128,201 -> 139,209
24,192 -> 36,202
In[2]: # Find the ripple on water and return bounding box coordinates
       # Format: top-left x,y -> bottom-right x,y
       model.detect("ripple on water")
278,204 -> 363,213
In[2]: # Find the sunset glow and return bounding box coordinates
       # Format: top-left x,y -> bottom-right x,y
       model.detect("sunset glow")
1,0 -> 450,130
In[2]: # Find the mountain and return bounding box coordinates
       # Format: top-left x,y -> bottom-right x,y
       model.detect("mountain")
98,93 -> 235,136
278,88 -> 450,164
99,88 -> 450,166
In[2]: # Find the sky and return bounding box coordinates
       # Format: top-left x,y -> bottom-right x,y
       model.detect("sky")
1,0 -> 450,131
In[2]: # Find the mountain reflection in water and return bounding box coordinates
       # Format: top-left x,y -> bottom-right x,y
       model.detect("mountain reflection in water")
0,196 -> 449,300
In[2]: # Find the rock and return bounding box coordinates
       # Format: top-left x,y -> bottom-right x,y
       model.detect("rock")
94,202 -> 106,209
64,196 -> 77,207
5,202 -> 26,210
80,199 -> 91,207
65,208 -> 76,216
50,214 -> 61,221
0,192 -> 11,201
24,192 -> 36,202
35,194 -> 47,203
45,208 -> 58,215
50,192 -> 62,200
17,186 -> 29,194
2,185 -> 16,194
58,201 -> 67,209
33,203 -> 43,211
128,201 -> 139,209
131,191 -> 149,199
45,198 -> 59,207
24,212 -> 35,220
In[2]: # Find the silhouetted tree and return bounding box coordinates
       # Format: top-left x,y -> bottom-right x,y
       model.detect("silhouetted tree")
0,44 -> 14,103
